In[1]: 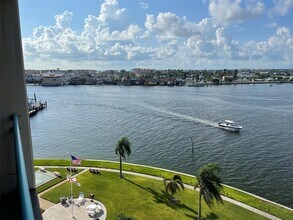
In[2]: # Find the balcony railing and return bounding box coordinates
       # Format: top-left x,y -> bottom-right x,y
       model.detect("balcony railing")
13,114 -> 35,220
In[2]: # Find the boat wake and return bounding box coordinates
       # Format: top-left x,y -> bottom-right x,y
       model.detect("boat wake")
146,106 -> 219,128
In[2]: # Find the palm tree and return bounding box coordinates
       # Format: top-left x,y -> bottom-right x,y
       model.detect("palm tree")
164,175 -> 184,201
115,137 -> 131,178
195,163 -> 223,220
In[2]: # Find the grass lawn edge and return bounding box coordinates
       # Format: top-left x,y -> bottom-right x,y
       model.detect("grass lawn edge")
34,158 -> 293,220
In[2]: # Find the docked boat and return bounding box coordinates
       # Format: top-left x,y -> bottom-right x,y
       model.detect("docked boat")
218,120 -> 242,132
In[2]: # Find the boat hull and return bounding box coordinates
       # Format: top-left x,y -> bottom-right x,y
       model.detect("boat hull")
218,122 -> 242,132
218,125 -> 241,132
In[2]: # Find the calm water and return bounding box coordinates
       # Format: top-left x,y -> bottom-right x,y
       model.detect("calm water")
27,84 -> 293,207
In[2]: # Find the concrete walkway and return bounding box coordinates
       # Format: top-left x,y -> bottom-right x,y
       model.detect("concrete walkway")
38,196 -> 55,210
42,199 -> 107,220
37,166 -> 287,220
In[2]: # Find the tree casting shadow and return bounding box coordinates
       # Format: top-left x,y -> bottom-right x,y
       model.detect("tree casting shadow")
123,177 -> 149,192
123,177 -> 198,219
205,212 -> 218,220
146,187 -> 198,217
185,212 -> 218,220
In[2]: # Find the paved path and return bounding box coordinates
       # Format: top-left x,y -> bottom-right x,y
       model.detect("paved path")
38,196 -> 55,210
42,199 -> 107,220
37,166 -> 287,220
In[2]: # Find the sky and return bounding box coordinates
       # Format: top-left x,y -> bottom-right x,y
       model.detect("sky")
19,0 -> 293,70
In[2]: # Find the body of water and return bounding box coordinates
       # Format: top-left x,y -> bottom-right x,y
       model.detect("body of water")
27,84 -> 293,207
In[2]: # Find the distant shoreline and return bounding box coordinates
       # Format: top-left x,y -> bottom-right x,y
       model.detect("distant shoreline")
26,81 -> 293,87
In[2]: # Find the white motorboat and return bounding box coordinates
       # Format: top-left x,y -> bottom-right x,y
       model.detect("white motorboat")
218,120 -> 242,132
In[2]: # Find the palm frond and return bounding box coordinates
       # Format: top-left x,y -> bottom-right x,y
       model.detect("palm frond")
115,136 -> 131,160
173,174 -> 182,182
163,178 -> 170,186
164,175 -> 184,196
174,177 -> 184,190
196,163 -> 223,208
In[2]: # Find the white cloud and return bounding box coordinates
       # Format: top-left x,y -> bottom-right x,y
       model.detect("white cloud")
83,0 -> 126,33
242,26 -> 293,61
209,0 -> 265,23
110,24 -> 142,40
124,44 -> 155,60
98,0 -> 126,22
186,37 -> 216,58
185,23 -> 245,60
22,1 -> 293,69
269,0 -> 293,16
103,42 -> 155,60
24,11 -> 81,58
145,13 -> 199,39
84,15 -> 104,32
156,43 -> 178,59
139,2 -> 149,10
196,18 -> 219,38
23,0 -> 147,65
55,11 -> 73,29
93,24 -> 142,42
103,43 -> 124,57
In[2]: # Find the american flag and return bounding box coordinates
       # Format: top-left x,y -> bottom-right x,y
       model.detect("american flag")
71,155 -> 82,165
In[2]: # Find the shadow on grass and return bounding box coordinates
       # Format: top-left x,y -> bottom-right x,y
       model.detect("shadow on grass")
185,213 -> 197,219
123,177 -> 198,218
185,212 -> 218,220
123,177 -> 149,192
148,188 -> 197,214
205,212 -> 218,220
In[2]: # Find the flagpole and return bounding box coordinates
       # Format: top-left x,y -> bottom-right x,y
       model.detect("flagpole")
70,157 -> 73,218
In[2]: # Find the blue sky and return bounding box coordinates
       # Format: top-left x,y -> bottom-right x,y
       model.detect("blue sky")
19,0 -> 293,70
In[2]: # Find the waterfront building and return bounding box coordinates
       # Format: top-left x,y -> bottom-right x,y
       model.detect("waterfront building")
41,72 -> 65,86
185,77 -> 195,86
222,75 -> 234,82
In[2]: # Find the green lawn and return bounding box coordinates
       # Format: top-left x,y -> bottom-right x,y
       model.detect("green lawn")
35,159 -> 293,220
36,167 -> 83,193
42,170 -> 267,220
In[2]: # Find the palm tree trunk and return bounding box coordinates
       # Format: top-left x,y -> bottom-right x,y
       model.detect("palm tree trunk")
198,188 -> 201,220
119,154 -> 122,178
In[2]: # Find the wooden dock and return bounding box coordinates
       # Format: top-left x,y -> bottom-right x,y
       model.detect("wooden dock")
28,94 -> 47,117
